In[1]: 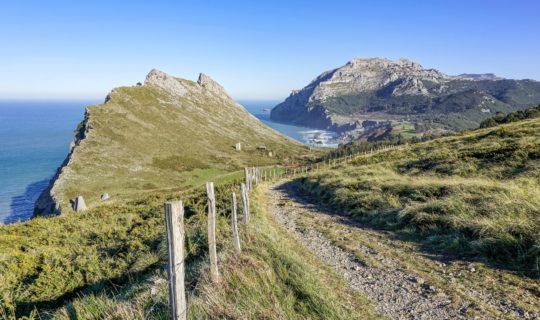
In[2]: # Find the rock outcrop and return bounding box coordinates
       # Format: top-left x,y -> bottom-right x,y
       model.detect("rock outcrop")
197,73 -> 232,100
73,195 -> 87,212
271,57 -> 540,133
145,69 -> 233,101
145,69 -> 189,96
34,110 -> 91,216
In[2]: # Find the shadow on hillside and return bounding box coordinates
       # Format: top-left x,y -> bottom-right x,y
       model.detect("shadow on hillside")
14,234 -> 206,319
15,262 -> 162,319
275,180 -> 539,279
5,179 -> 50,224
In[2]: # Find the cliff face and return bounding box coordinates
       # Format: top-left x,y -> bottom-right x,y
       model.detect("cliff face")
271,58 -> 540,132
34,112 -> 90,215
34,69 -> 304,216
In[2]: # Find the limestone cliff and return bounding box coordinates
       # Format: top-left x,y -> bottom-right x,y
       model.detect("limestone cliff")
271,57 -> 540,133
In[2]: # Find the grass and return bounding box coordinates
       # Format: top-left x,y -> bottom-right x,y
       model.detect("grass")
0,179 -> 383,319
1,188 -> 176,318
389,120 -> 421,139
186,186 -> 382,319
290,191 -> 540,318
299,117 -> 540,275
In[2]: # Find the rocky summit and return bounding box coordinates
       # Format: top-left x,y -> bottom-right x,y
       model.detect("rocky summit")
271,57 -> 540,140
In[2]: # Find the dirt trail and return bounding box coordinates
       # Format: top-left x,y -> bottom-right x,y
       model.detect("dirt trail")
266,181 -> 538,320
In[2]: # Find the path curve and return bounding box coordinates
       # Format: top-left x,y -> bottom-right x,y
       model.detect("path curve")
267,181 -> 473,320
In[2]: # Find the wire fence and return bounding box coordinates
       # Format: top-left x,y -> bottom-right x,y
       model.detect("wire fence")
162,142 -> 540,319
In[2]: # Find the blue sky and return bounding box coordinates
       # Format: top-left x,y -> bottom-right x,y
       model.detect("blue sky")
1,0 -> 539,100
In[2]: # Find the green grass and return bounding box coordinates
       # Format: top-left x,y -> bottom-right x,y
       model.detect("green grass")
299,117 -> 540,275
290,187 -> 540,318
186,186 -> 382,319
1,187 -> 180,318
1,179 -> 382,319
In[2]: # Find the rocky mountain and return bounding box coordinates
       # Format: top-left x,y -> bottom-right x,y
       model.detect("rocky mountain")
271,58 -> 540,139
35,69 -> 305,215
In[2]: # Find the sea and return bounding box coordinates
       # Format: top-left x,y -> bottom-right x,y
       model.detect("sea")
0,99 -> 336,224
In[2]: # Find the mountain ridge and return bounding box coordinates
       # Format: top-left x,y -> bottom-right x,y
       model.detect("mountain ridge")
271,58 -> 540,140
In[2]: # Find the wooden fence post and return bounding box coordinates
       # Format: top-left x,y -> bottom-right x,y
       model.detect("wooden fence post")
255,168 -> 259,185
244,168 -> 250,191
250,168 -> 253,188
231,193 -> 241,253
244,167 -> 248,190
206,182 -> 219,283
240,183 -> 249,224
165,201 -> 187,320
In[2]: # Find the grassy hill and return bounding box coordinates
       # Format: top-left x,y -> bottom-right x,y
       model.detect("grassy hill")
1,178 -> 382,319
35,70 -> 306,215
299,117 -> 540,275
0,70 -> 384,319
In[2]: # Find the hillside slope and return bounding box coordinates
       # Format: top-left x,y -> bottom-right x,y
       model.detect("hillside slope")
35,70 -> 306,215
271,58 -> 540,139
1,179 -> 384,319
299,116 -> 540,274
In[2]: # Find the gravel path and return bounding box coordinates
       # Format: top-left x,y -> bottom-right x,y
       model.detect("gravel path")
267,182 -> 474,320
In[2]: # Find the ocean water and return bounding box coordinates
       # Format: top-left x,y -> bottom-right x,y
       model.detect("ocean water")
0,100 -> 93,223
240,100 -> 338,148
0,99 -> 334,224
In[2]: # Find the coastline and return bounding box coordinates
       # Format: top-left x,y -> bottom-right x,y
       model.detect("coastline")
0,100 -> 91,223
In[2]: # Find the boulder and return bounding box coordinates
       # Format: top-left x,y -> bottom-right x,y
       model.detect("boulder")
74,195 -> 87,212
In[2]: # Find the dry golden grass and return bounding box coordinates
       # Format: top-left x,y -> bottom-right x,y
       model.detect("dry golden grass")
300,117 -> 540,275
